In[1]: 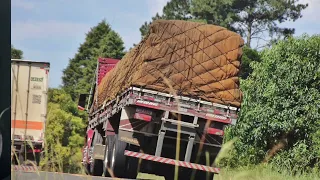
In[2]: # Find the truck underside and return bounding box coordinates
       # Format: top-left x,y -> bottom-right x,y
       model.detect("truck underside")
81,87 -> 238,179
11,139 -> 42,166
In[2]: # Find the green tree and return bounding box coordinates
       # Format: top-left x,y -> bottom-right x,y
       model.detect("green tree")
139,13 -> 163,39
191,0 -> 236,31
162,0 -> 192,20
191,0 -> 308,47
139,0 -> 192,38
97,30 -> 125,59
62,20 -> 125,100
239,46 -> 261,79
226,35 -> 320,172
48,88 -> 87,119
11,45 -> 23,59
40,88 -> 86,173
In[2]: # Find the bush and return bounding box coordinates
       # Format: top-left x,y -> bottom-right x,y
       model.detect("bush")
223,35 -> 320,172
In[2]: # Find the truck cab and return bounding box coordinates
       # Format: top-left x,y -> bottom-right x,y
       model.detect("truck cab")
78,57 -> 119,175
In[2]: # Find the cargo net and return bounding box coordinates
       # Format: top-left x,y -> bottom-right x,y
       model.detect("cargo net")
92,20 -> 244,112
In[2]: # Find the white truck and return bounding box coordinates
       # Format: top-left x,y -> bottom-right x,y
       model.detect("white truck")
11,59 -> 50,166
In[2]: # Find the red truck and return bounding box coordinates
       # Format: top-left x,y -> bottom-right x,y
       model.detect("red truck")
79,57 -> 239,179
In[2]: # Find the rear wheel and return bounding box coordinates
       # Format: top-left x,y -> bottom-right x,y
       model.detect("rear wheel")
84,164 -> 90,175
193,170 -> 214,180
18,145 -> 25,165
90,130 -> 103,176
82,146 -> 90,175
103,135 -> 114,177
24,152 -> 40,166
110,135 -> 139,178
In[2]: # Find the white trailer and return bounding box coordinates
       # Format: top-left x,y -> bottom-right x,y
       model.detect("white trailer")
11,59 -> 50,166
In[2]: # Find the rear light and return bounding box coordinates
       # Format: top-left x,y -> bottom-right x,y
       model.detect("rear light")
207,128 -> 224,136
27,149 -> 41,153
134,113 -> 152,122
78,105 -> 85,111
13,135 -> 22,140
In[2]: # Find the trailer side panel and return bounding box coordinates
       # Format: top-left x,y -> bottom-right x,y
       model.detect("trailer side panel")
11,60 -> 49,145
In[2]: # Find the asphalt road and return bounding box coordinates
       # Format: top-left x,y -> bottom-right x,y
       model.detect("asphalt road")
11,171 -> 121,180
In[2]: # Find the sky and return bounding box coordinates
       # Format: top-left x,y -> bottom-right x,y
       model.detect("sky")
12,0 -> 320,88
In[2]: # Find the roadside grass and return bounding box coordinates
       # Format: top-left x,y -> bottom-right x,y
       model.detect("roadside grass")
215,165 -> 320,180
9,80 -> 320,180
137,165 -> 320,180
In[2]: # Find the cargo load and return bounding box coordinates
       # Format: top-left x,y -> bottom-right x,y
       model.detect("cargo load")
92,20 -> 244,112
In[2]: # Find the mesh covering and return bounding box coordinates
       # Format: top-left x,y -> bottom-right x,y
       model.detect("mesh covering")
92,20 -> 244,112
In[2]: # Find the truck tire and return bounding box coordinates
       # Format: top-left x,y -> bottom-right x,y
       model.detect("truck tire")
0,130 -> 2,160
103,135 -> 114,177
110,135 -> 139,179
18,144 -> 25,165
0,116 -> 11,179
84,164 -> 90,175
194,171 -> 214,180
90,130 -> 103,176
34,152 -> 40,166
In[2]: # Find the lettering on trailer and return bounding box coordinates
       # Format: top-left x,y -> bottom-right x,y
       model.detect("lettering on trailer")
136,107 -> 153,115
31,77 -> 44,82
31,83 -> 42,90
136,100 -> 159,107
32,94 -> 42,104
178,107 -> 188,112
206,113 -> 228,120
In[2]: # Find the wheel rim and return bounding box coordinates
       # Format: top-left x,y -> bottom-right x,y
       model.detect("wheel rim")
103,140 -> 109,171
111,145 -> 116,170
90,147 -> 94,172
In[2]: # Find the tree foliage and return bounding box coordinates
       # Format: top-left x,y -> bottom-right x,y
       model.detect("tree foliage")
97,30 -> 125,59
140,0 -> 308,48
191,0 -> 308,47
11,45 -> 23,59
225,35 -> 320,172
139,13 -> 163,39
62,20 -> 125,99
139,0 -> 192,38
239,46 -> 261,79
191,0 -> 236,31
45,20 -> 126,172
40,88 -> 86,173
162,0 -> 192,20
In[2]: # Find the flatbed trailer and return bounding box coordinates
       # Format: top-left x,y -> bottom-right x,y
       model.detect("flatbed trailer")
80,58 -> 239,180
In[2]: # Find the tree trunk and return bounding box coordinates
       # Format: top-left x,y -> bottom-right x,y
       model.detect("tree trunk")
246,22 -> 252,48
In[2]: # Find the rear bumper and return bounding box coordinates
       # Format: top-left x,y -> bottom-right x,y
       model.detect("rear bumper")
12,140 -> 43,153
12,165 -> 38,172
124,150 -> 220,174
12,140 -> 43,145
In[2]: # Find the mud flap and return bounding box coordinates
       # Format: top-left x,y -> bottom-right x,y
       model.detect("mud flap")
93,144 -> 105,160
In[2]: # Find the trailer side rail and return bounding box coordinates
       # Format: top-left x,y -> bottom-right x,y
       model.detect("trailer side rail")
88,87 -> 239,129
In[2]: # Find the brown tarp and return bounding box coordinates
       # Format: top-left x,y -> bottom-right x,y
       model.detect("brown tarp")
92,20 -> 244,111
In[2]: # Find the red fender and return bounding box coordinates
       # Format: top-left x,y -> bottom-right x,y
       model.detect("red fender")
83,128 -> 95,164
